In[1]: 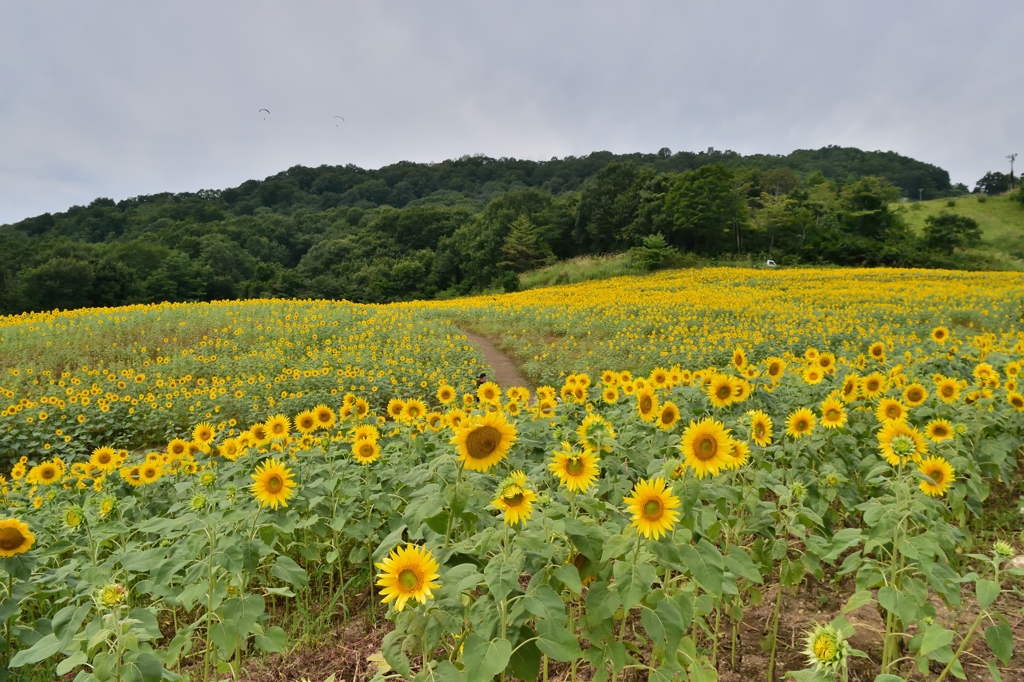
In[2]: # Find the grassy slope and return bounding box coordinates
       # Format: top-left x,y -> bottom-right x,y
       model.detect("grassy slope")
893,192 -> 1024,268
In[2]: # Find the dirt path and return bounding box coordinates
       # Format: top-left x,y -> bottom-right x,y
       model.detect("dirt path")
460,329 -> 533,389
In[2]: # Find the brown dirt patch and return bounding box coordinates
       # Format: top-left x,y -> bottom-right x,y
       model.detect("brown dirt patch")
461,329 -> 533,389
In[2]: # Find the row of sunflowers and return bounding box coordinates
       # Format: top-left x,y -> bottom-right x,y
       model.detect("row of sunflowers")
2,316 -> 1022,680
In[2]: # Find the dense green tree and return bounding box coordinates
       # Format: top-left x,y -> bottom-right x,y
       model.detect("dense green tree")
974,171 -> 1011,195
499,215 -> 554,272
665,165 -> 748,253
922,212 -> 983,254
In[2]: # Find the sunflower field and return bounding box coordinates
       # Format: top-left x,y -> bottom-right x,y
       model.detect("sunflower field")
1,267 -> 1023,682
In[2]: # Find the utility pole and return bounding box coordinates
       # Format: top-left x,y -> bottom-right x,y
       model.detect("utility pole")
1008,154 -> 1018,189
918,188 -> 924,201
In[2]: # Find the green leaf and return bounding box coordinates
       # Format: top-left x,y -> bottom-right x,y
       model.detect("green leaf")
381,630 -> 412,678
726,546 -> 763,584
271,555 -> 308,590
780,557 -> 804,588
9,633 -> 63,667
843,590 -> 873,613
536,618 -> 582,662
52,604 -> 92,646
56,650 -> 89,676
485,553 -> 523,601
680,539 -> 724,597
508,626 -> 541,682
120,651 -> 164,682
209,621 -> 239,652
976,579 -> 999,610
601,534 -> 634,563
985,619 -> 1013,666
613,558 -> 656,611
434,660 -> 463,682
641,608 -> 666,648
553,564 -> 583,595
585,581 -> 621,625
372,525 -> 408,562
986,661 -> 1004,682
878,587 -> 919,625
460,634 -> 511,681
872,676 -> 906,682
254,625 -> 288,654
127,608 -> 161,640
221,595 -> 266,636
919,624 -> 954,657
522,585 -> 565,620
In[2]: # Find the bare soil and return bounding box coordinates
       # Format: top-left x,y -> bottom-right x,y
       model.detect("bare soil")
461,328 -> 534,390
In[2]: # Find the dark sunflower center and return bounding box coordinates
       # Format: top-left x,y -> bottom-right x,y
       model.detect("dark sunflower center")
566,459 -> 584,475
942,385 -> 953,396
41,468 -> 55,480
661,411 -> 673,424
826,409 -> 839,419
0,527 -> 26,551
886,406 -> 899,418
715,386 -> 731,400
769,365 -> 780,376
638,396 -> 652,412
505,493 -> 525,506
1012,396 -> 1024,408
755,424 -> 765,437
820,358 -> 831,367
466,426 -> 500,459
398,569 -> 419,590
930,469 -> 944,484
796,419 -> 808,431
98,453 -> 111,464
643,499 -> 663,518
359,444 -> 374,457
867,381 -> 879,391
908,390 -> 922,402
266,475 -> 283,493
696,436 -> 717,460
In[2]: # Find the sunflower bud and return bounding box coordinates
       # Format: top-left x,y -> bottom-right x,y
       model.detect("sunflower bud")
993,540 -> 1014,558
99,583 -> 126,607
803,622 -> 850,674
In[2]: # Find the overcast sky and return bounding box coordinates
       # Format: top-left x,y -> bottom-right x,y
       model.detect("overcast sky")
1,1 -> 1021,225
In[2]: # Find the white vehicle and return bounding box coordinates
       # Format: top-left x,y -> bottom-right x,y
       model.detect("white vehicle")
765,259 -> 778,267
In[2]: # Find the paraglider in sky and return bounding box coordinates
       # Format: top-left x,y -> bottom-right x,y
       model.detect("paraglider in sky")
259,109 -> 270,119
334,116 -> 345,127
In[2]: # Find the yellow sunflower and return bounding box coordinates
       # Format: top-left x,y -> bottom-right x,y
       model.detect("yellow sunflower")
602,386 -> 620,404
477,381 -> 501,404
0,518 -> 35,557
353,398 -> 370,418
375,544 -> 440,612
935,377 -> 961,403
680,418 -> 732,478
577,413 -> 615,451
402,399 -> 427,422
804,368 -> 824,385
731,347 -> 747,370
352,440 -> 380,465
192,422 -> 215,444
649,367 -> 670,388
601,370 -> 619,386
451,412 -> 517,472
436,384 -> 456,404
249,424 -> 270,446
492,477 -> 537,526
707,374 -> 735,409
816,353 -> 836,373
765,357 -> 787,381
29,460 -> 61,486
635,387 -> 659,422
840,374 -> 860,403
925,419 -> 954,442
861,373 -> 886,399
425,412 -> 444,431
445,408 -> 467,429
623,477 -> 681,540
748,410 -> 773,447
875,398 -> 907,423
250,458 -> 297,510
930,326 -> 949,343
868,342 -> 886,362
90,447 -> 119,474
917,457 -> 954,497
120,465 -> 144,486
387,399 -> 407,420
902,384 -> 928,407
819,397 -> 847,429
221,439 -> 243,461
167,438 -> 189,459
549,442 -> 601,492
877,421 -> 928,466
139,463 -> 162,485
294,410 -> 317,435
785,408 -> 816,439
313,404 -> 337,430
724,439 -> 750,470
265,414 -> 291,441
656,401 -> 681,430
1008,391 -> 1024,412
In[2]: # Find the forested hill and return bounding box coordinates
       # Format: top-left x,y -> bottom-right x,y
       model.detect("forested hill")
0,145 -> 983,314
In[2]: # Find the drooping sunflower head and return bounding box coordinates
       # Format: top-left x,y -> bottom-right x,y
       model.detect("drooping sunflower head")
875,398 -> 907,423
436,384 -> 456,404
451,412 -> 517,472
352,440 -> 380,465
656,401 -> 681,431
819,397 -> 847,429
375,544 -> 441,612
748,410 -> 773,447
917,456 -> 954,497
577,413 -> 616,450
623,477 -> 681,540
549,442 -> 600,493
0,518 -> 35,557
785,408 -> 816,439
635,388 -> 659,422
249,458 -> 297,510
680,417 -> 731,479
